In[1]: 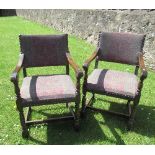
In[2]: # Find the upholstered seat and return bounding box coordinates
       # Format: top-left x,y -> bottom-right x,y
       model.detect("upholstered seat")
87,69 -> 139,98
20,75 -> 76,103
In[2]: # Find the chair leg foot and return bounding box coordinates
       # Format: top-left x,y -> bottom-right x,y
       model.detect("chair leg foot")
74,124 -> 80,132
127,119 -> 134,131
22,130 -> 29,139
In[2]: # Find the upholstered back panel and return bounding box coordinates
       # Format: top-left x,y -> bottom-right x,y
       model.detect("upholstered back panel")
98,32 -> 145,65
19,34 -> 68,68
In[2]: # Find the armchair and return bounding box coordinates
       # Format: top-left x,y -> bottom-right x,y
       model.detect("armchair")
11,34 -> 83,138
81,32 -> 147,130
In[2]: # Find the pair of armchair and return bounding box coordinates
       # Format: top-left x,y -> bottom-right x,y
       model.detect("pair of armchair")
11,32 -> 147,138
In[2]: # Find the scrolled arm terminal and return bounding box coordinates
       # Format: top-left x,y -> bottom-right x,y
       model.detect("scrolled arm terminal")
66,53 -> 83,79
10,53 -> 24,82
138,52 -> 148,80
83,48 -> 99,70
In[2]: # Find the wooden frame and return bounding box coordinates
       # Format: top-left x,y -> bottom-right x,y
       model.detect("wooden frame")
11,52 -> 83,138
81,48 -> 147,130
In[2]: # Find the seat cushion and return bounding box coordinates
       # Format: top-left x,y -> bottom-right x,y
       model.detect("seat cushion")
20,75 -> 76,103
87,69 -> 139,98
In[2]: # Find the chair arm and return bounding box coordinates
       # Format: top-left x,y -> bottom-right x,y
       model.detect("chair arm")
10,53 -> 24,82
138,52 -> 148,80
83,48 -> 99,70
66,53 -> 83,79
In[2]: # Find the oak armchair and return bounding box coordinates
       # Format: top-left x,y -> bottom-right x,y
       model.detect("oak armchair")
11,34 -> 83,138
81,32 -> 147,130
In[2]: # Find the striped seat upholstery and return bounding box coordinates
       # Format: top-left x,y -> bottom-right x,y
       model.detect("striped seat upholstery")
87,69 -> 139,98
20,75 -> 76,104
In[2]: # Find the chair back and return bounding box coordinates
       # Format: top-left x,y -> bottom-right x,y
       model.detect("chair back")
19,34 -> 68,68
98,32 -> 145,65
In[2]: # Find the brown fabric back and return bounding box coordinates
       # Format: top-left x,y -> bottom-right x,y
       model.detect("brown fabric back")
98,32 -> 146,65
19,34 -> 68,68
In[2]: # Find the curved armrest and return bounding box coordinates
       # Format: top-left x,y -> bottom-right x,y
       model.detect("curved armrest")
10,53 -> 24,82
83,48 -> 99,70
66,53 -> 83,79
138,52 -> 148,80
